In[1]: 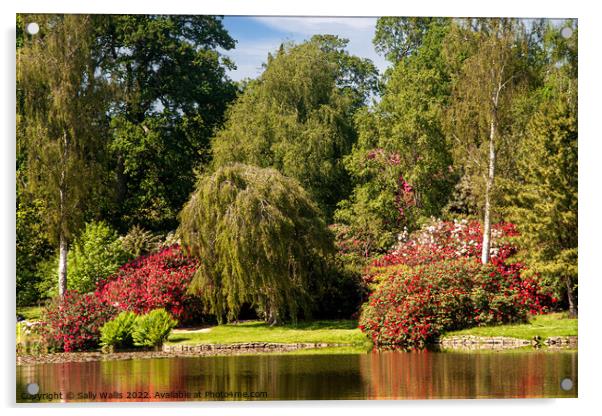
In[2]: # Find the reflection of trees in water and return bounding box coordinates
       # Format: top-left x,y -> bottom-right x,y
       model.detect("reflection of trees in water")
16,351 -> 577,402
172,354 -> 365,400
358,350 -> 578,399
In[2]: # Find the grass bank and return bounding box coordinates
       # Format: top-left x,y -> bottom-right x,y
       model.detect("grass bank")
442,313 -> 577,340
167,320 -> 369,346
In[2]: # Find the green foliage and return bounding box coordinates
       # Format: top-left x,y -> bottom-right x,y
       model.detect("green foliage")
373,17 -> 449,63
100,311 -> 137,348
18,15 -> 115,297
443,19 -> 536,215
16,197 -> 52,306
506,44 -> 577,313
336,21 -> 455,254
120,225 -> 162,258
132,309 -> 178,347
17,15 -> 113,245
101,15 -> 237,232
68,221 -> 131,293
178,164 -> 335,324
210,36 -> 377,218
35,255 -> 60,300
36,221 -> 130,297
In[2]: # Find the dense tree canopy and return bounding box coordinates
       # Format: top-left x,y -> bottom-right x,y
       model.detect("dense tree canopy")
178,164 -> 334,324
373,17 -> 449,63
16,15 -> 578,320
210,35 -> 378,218
99,15 -> 238,232
507,23 -> 578,315
336,20 -> 454,254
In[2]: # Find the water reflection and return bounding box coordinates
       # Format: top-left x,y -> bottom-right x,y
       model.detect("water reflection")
17,350 -> 577,402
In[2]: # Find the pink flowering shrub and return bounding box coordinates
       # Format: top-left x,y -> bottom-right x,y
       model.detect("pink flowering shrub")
95,245 -> 203,324
373,219 -> 519,268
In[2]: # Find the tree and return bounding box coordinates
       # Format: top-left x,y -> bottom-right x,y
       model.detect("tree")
373,17 -> 449,63
68,221 -> 131,293
444,19 -> 531,264
210,35 -> 377,219
178,164 -> 334,324
16,15 -> 53,306
336,20 -> 455,254
507,23 -> 578,316
17,15 -> 113,297
97,15 -> 237,233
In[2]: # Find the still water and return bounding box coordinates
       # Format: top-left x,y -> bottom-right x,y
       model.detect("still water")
17,350 -> 577,402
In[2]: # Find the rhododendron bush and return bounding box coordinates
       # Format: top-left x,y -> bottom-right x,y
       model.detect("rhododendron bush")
41,290 -> 117,352
374,219 -> 519,268
359,219 -> 552,348
95,246 -> 203,324
40,246 -> 204,352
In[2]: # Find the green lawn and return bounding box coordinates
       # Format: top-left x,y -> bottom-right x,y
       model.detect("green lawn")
167,320 -> 369,346
16,306 -> 44,321
442,313 -> 577,340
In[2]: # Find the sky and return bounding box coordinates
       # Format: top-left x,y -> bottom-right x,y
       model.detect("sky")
220,16 -> 390,81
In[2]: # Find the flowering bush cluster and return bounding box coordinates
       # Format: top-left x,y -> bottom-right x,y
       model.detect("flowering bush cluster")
41,290 -> 117,352
374,218 -> 518,268
40,246 -> 204,352
359,259 -> 540,348
359,219 -> 552,348
95,246 -> 203,324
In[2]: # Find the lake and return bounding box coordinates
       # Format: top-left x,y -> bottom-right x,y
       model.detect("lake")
17,349 -> 577,402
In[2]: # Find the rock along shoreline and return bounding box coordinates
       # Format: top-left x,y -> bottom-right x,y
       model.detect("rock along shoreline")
16,342 -> 341,366
16,336 -> 578,365
433,335 -> 578,351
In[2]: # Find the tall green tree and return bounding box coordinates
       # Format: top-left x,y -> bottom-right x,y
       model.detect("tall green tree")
178,164 -> 334,324
210,35 -> 377,219
444,18 -> 533,264
508,23 -> 578,316
336,19 -> 455,254
16,15 -> 53,306
99,15 -> 237,232
373,17 -> 449,63
17,15 -> 113,297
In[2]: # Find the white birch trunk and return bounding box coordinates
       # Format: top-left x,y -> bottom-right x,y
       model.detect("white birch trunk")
58,232 -> 68,297
58,130 -> 68,297
481,117 -> 496,265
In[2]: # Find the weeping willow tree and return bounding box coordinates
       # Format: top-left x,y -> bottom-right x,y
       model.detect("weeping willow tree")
178,164 -> 334,324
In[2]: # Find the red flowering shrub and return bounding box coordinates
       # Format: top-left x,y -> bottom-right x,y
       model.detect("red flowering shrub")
41,290 -> 117,352
359,259 -> 536,348
95,246 -> 204,324
359,219 -> 552,348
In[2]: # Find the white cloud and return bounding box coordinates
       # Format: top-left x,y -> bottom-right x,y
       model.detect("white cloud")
252,16 -> 378,33
224,17 -> 390,81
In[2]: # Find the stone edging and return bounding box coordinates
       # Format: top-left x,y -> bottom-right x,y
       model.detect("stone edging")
162,342 -> 338,353
17,342 -> 346,365
434,335 -> 577,350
